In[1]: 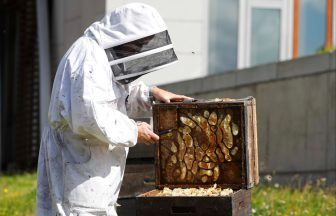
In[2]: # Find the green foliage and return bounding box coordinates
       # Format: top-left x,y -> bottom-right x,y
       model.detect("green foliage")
0,172 -> 335,216
316,45 -> 336,54
0,173 -> 36,216
252,182 -> 336,216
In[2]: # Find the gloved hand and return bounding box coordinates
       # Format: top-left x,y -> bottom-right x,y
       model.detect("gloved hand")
151,87 -> 193,103
137,122 -> 159,145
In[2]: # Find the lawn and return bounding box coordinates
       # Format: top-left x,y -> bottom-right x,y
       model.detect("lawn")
252,183 -> 336,215
0,173 -> 335,216
0,173 -> 36,216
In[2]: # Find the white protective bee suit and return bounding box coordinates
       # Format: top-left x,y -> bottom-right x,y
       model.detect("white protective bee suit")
36,3 -> 177,216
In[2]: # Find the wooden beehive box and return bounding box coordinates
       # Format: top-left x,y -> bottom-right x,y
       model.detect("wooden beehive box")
136,97 -> 259,216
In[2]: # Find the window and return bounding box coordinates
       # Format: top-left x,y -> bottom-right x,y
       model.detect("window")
208,0 -> 334,74
299,0 -> 327,55
250,8 -> 281,66
208,0 -> 239,74
239,0 -> 292,68
208,0 -> 293,72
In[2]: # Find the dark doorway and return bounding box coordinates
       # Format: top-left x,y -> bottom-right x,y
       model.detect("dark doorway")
0,5 -> 18,171
0,0 -> 40,172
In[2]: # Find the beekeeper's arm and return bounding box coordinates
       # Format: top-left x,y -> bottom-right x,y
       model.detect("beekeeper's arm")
150,86 -> 192,103
126,82 -> 193,117
126,81 -> 151,118
69,61 -> 158,148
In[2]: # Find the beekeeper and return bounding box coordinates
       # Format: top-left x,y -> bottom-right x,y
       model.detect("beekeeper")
36,3 -> 190,215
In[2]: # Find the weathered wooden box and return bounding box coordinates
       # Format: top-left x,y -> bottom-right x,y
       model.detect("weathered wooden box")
136,97 -> 259,216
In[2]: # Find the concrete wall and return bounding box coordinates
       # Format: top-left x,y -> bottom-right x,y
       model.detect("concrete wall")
51,0 -> 105,67
160,52 -> 336,185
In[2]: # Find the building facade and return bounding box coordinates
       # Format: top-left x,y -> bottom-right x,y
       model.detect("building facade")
50,0 -> 336,86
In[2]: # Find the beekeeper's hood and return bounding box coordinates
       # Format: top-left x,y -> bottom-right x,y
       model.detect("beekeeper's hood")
84,3 -> 178,84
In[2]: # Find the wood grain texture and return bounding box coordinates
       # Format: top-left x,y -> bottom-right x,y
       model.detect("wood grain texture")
152,98 -> 259,189
136,189 -> 251,216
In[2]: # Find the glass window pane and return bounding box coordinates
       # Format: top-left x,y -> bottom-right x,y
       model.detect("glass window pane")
251,8 -> 281,66
299,0 -> 326,56
209,0 -> 239,74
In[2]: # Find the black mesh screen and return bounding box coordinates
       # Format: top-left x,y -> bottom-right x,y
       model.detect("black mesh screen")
111,48 -> 177,84
106,31 -> 172,60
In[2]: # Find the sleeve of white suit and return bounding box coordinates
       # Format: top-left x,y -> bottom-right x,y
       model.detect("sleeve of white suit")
69,61 -> 138,148
126,81 -> 152,117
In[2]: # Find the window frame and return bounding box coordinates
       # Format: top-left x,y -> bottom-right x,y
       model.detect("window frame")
207,0 -> 334,74
238,0 -> 293,69
326,0 -> 334,49
333,0 -> 336,47
293,0 -> 334,57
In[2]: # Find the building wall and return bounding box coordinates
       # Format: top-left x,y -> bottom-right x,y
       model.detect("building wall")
53,0 -> 335,86
51,0 -> 106,68
160,52 -> 336,184
52,0 -> 208,85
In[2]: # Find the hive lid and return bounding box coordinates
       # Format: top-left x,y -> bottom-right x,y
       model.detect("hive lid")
153,97 -> 259,190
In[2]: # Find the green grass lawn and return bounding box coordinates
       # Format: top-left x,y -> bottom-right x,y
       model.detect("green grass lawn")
0,173 -> 335,216
252,183 -> 336,215
0,173 -> 36,216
